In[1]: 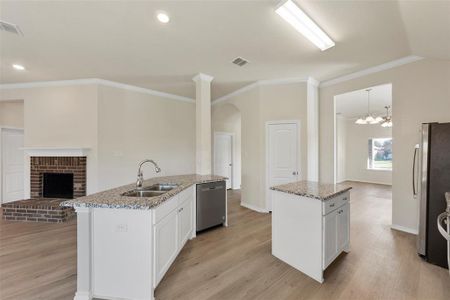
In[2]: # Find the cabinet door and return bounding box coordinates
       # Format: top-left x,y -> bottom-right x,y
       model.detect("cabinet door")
323,209 -> 338,269
337,203 -> 350,251
178,196 -> 193,248
153,209 -> 178,287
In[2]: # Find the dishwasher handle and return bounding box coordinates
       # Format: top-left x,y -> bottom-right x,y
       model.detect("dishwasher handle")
201,185 -> 225,192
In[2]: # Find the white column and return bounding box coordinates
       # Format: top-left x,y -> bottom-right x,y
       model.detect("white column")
307,77 -> 319,181
193,73 -> 214,175
74,207 -> 92,300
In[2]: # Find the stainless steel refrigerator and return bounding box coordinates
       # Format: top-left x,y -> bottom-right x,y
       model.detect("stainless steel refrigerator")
415,122 -> 450,269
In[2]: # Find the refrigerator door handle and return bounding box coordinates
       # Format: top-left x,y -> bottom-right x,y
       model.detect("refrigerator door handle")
413,145 -> 419,196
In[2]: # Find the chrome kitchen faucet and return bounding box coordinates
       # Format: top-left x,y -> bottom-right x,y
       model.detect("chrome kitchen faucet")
136,159 -> 161,189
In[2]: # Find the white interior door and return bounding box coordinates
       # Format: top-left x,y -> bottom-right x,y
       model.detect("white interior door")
1,128 -> 24,204
267,122 -> 299,211
214,133 -> 232,189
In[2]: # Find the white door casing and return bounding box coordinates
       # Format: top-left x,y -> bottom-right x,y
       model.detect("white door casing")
266,121 -> 300,211
214,132 -> 233,189
1,128 -> 24,204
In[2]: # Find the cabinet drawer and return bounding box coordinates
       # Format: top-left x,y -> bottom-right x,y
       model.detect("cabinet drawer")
322,191 -> 349,216
153,194 -> 178,225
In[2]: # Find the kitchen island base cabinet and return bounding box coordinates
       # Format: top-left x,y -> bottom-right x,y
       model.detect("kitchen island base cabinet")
272,190 -> 350,283
74,185 -> 196,300
153,187 -> 195,287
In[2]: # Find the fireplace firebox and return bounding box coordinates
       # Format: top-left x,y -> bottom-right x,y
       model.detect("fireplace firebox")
43,173 -> 74,199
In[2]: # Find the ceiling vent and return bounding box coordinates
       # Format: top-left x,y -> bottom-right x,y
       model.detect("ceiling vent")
0,20 -> 23,36
232,57 -> 249,67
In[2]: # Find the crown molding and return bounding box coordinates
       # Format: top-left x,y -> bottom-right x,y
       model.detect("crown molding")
0,78 -> 195,103
212,76 -> 312,106
320,55 -> 423,88
192,73 -> 214,83
307,77 -> 320,87
96,79 -> 194,103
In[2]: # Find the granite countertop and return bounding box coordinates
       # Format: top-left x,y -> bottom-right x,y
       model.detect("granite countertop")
61,174 -> 226,210
270,180 -> 352,201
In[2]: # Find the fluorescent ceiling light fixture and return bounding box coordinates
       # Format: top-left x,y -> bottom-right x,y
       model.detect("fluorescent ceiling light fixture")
276,0 -> 335,51
12,64 -> 25,71
156,12 -> 170,23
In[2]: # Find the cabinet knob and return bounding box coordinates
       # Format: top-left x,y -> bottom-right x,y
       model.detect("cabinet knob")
343,197 -> 347,201
330,203 -> 335,207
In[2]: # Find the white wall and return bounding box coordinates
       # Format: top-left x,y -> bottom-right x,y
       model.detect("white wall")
212,103 -> 241,189
0,85 -> 99,195
343,119 -> 392,185
336,116 -> 347,183
212,82 -> 308,211
320,58 -> 450,233
97,85 -> 195,191
0,100 -> 24,128
0,83 -> 196,196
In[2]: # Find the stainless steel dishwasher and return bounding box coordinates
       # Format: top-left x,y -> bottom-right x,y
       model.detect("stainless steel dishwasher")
196,181 -> 226,232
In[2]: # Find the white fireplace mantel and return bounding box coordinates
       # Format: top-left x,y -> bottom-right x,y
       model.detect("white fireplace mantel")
21,147 -> 90,157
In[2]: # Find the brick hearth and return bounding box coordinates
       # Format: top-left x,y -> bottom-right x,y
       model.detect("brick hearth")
2,199 -> 75,223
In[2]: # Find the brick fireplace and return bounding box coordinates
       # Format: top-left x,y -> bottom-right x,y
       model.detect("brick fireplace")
30,156 -> 87,199
2,155 -> 87,223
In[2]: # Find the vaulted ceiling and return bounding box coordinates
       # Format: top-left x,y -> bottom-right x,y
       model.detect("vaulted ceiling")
1,0 -> 449,100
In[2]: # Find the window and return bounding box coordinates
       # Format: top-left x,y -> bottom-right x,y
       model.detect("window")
368,138 -> 392,170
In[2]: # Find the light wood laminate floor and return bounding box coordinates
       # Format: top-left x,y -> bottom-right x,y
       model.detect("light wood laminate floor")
1,182 -> 449,300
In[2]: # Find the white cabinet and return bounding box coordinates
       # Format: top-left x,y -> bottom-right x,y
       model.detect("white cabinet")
272,190 -> 350,283
153,186 -> 195,288
337,203 -> 350,251
323,208 -> 338,269
153,208 -> 178,287
178,196 -> 193,248
323,202 -> 349,269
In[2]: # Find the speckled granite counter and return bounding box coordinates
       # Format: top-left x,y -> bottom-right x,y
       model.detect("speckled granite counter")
270,180 -> 352,201
61,174 -> 226,210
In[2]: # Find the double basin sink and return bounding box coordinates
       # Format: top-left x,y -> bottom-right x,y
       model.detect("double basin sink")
121,183 -> 179,198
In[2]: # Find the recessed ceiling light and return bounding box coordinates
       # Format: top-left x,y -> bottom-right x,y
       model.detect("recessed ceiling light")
12,64 -> 25,71
276,0 -> 335,51
156,12 -> 170,23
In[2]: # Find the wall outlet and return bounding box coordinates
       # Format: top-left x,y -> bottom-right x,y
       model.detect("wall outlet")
115,224 -> 128,233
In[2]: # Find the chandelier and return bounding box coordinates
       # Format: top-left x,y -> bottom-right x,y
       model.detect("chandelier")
381,105 -> 393,127
355,89 -> 392,127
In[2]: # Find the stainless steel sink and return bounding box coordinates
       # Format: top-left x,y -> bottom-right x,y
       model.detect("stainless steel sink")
121,183 -> 179,198
143,183 -> 179,192
121,190 -> 165,197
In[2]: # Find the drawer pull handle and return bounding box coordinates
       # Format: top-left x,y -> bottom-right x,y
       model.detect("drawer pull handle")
330,203 -> 335,207
343,197 -> 347,201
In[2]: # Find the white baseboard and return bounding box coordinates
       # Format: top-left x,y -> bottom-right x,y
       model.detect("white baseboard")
345,178 -> 392,186
391,224 -> 418,235
74,291 -> 92,300
240,202 -> 269,213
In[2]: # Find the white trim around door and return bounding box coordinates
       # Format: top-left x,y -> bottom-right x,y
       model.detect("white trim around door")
266,120 -> 301,211
1,127 -> 25,204
213,132 -> 235,190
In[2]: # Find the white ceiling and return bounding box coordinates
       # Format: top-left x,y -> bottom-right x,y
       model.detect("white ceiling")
335,84 -> 392,119
0,1 -> 449,100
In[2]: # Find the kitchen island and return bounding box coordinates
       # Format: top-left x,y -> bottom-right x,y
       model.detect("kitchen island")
62,174 -> 226,300
270,181 -> 352,283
